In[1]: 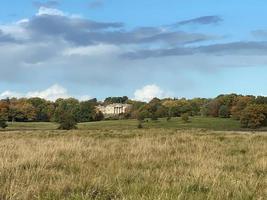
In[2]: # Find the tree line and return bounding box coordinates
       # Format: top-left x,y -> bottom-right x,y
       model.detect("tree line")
127,94 -> 267,129
0,97 -> 104,129
0,94 -> 267,129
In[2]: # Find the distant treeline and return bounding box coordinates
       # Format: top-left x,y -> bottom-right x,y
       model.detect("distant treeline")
1,94 -> 267,128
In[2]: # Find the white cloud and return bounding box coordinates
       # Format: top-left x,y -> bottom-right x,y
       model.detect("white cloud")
36,7 -> 81,18
79,95 -> 92,101
16,18 -> 30,24
0,84 -> 91,101
26,84 -> 69,101
37,7 -> 65,16
134,84 -> 168,102
0,91 -> 23,99
1,6 -> 267,99
63,44 -> 120,57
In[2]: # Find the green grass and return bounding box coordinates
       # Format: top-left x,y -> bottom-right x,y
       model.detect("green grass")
5,117 -> 244,131
6,121 -> 59,130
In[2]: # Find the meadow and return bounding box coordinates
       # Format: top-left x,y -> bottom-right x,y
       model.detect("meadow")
5,117 -> 247,131
0,117 -> 266,200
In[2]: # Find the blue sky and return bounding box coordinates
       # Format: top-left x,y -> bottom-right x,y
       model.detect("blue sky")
0,0 -> 267,101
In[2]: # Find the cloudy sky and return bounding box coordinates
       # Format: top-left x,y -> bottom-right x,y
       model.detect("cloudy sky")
0,0 -> 267,101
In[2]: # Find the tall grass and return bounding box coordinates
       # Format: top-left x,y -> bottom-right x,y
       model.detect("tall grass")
0,129 -> 266,199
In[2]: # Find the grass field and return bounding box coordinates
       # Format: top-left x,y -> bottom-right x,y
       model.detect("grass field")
6,117 -> 248,131
0,118 -> 266,199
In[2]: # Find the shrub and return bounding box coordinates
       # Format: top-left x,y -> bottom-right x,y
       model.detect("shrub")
137,122 -> 143,129
181,113 -> 190,123
0,113 -> 7,129
0,119 -> 7,129
58,113 -> 77,130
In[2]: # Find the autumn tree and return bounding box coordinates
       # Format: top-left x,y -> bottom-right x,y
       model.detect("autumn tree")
231,96 -> 254,120
162,100 -> 180,117
240,104 -> 267,128
8,99 -> 36,122
0,100 -> 9,119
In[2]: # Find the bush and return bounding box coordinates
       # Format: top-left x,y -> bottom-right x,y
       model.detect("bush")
137,122 -> 143,129
0,119 -> 7,129
58,113 -> 77,130
0,113 -> 7,129
181,113 -> 190,123
240,104 -> 267,128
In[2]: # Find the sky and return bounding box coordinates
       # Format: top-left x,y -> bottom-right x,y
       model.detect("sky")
0,0 -> 267,101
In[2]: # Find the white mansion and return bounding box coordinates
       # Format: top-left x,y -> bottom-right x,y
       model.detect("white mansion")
96,103 -> 132,116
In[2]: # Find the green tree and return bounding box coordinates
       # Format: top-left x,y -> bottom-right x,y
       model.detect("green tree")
27,97 -> 51,121
253,96 -> 267,105
92,110 -> 104,121
219,105 -> 230,118
176,99 -> 192,115
78,100 -> 97,122
137,110 -> 149,122
189,98 -> 209,116
54,98 -> 80,123
104,96 -> 128,104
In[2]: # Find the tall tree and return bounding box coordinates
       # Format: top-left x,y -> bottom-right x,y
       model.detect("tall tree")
27,98 -> 52,121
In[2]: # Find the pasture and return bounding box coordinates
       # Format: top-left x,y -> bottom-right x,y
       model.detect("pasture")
0,117 -> 266,200
6,117 -> 244,131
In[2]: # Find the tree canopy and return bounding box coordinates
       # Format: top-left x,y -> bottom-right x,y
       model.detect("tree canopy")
1,94 -> 267,129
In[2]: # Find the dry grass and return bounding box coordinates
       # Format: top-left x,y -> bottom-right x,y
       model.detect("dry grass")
0,129 -> 266,200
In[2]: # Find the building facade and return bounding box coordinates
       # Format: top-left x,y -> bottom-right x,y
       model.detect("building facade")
96,103 -> 132,116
